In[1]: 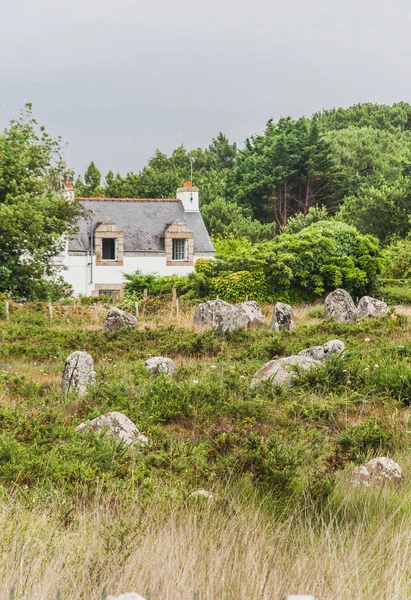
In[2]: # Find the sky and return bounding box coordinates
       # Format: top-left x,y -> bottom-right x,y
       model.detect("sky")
1,0 -> 411,177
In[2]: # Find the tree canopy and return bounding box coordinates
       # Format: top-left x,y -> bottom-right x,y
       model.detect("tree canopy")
0,105 -> 82,299
75,101 -> 411,245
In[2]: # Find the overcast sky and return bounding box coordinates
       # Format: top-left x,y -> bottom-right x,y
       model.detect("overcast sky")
1,0 -> 411,177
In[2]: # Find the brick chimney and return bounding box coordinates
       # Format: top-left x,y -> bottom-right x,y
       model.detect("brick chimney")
176,181 -> 199,212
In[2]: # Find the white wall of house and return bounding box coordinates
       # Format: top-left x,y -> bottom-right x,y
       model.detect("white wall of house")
56,253 -> 211,297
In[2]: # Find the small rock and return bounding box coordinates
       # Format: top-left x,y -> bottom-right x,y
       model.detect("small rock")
356,296 -> 388,319
270,302 -> 296,332
62,351 -> 95,396
235,301 -> 266,326
323,339 -> 345,356
76,411 -> 147,446
106,594 -> 146,600
103,308 -> 137,332
297,345 -> 324,360
189,489 -> 213,499
194,298 -> 249,334
145,356 -> 175,376
251,355 -> 320,388
298,339 -> 345,360
352,457 -> 403,487
324,289 -> 356,323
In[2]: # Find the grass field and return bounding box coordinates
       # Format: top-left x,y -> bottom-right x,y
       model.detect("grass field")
1,301 -> 411,598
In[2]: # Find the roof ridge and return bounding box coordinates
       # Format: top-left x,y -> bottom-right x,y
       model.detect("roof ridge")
77,197 -> 180,203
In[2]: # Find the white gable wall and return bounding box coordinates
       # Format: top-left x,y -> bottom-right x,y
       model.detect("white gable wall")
56,252 -> 211,297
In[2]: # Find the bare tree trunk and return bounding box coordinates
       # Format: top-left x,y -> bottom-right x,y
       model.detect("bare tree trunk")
304,181 -> 310,215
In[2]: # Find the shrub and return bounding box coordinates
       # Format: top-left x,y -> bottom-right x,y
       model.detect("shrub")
210,270 -> 268,303
124,271 -> 192,298
122,222 -> 381,305
337,418 -> 394,462
378,280 -> 411,304
381,239 -> 411,279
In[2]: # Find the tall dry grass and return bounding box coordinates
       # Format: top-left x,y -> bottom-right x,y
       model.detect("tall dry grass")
2,468 -> 411,600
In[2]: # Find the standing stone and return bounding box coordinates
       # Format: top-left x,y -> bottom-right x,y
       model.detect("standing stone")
356,296 -> 388,319
270,302 -> 296,332
235,301 -> 266,326
145,356 -> 176,376
250,355 -> 320,388
189,489 -> 213,499
352,457 -> 403,487
62,351 -> 95,396
298,339 -> 345,360
76,411 -> 148,446
194,298 -> 249,334
103,308 -> 137,332
324,289 -> 356,323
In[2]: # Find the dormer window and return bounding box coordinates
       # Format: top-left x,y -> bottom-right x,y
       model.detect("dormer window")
95,220 -> 124,266
102,238 -> 117,260
165,219 -> 194,267
172,238 -> 187,261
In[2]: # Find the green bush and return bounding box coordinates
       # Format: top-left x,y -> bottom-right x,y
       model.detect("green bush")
378,280 -> 411,304
123,271 -> 193,298
210,270 -> 268,303
122,221 -> 381,305
382,239 -> 411,279
338,418 -> 394,462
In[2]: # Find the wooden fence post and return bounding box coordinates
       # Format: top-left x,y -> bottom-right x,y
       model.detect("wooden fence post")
172,287 -> 179,319
135,302 -> 139,319
48,302 -> 53,322
93,303 -> 98,322
142,288 -> 148,316
5,300 -> 9,320
176,297 -> 180,320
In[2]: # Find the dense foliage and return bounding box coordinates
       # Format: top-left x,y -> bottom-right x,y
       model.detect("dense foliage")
4,101 -> 411,300
123,221 -> 381,304
381,238 -> 411,280
76,102 -> 411,245
0,105 -> 81,300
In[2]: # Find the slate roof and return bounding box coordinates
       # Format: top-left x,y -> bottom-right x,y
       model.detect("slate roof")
68,198 -> 215,254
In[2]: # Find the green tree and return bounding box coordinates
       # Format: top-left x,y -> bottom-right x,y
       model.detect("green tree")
0,105 -> 82,299
338,181 -> 411,243
75,161 -> 104,197
326,126 -> 411,197
203,132 -> 237,170
201,196 -> 275,242
315,102 -> 411,133
102,135 -> 237,202
230,117 -> 340,226
282,205 -> 330,234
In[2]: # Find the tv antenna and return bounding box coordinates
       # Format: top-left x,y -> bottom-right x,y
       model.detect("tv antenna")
190,157 -> 195,185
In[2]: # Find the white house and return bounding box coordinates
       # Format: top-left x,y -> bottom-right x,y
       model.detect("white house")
56,182 -> 215,298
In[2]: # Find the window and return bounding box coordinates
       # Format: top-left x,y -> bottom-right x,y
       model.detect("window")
172,238 -> 187,261
102,238 -> 117,260
99,290 -> 114,298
